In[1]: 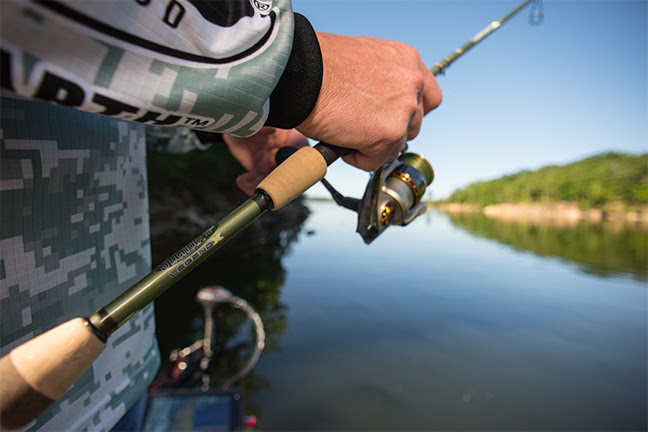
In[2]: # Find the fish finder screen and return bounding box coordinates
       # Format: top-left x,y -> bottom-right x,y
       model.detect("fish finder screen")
142,391 -> 241,432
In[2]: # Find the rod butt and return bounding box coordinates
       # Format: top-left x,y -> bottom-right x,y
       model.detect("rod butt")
0,355 -> 55,429
0,318 -> 105,429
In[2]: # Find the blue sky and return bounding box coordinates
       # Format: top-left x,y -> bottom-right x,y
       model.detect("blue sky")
293,0 -> 648,199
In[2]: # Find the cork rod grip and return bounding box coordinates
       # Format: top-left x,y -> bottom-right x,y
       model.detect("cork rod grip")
257,146 -> 328,209
0,318 -> 105,429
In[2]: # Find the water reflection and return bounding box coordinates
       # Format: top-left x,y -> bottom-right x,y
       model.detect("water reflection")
442,210 -> 648,281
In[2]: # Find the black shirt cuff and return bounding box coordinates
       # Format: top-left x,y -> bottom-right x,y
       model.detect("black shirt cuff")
265,13 -> 323,129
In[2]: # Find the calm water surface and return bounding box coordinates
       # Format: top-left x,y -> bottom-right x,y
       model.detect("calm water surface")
156,201 -> 647,431
250,202 -> 646,431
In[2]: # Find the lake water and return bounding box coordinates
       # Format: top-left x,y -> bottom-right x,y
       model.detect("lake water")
155,201 -> 647,431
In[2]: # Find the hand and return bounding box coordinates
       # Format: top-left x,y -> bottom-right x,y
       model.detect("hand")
297,33 -> 442,171
224,127 -> 309,195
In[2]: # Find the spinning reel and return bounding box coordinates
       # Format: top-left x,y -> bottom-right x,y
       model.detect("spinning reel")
277,147 -> 434,244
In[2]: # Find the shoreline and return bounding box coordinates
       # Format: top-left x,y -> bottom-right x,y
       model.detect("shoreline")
434,201 -> 648,225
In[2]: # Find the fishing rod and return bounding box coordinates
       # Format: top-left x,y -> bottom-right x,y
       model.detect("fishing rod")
431,0 -> 543,76
0,1 -> 542,428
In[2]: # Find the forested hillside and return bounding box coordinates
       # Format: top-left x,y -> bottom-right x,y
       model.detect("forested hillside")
445,153 -> 647,208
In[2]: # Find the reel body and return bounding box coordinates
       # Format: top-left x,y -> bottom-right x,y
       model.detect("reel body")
356,153 -> 434,243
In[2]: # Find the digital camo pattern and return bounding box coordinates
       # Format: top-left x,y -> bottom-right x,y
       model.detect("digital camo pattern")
0,95 -> 160,432
0,0 -> 293,138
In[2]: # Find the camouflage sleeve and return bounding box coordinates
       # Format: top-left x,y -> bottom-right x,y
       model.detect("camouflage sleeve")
0,0 -> 322,138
